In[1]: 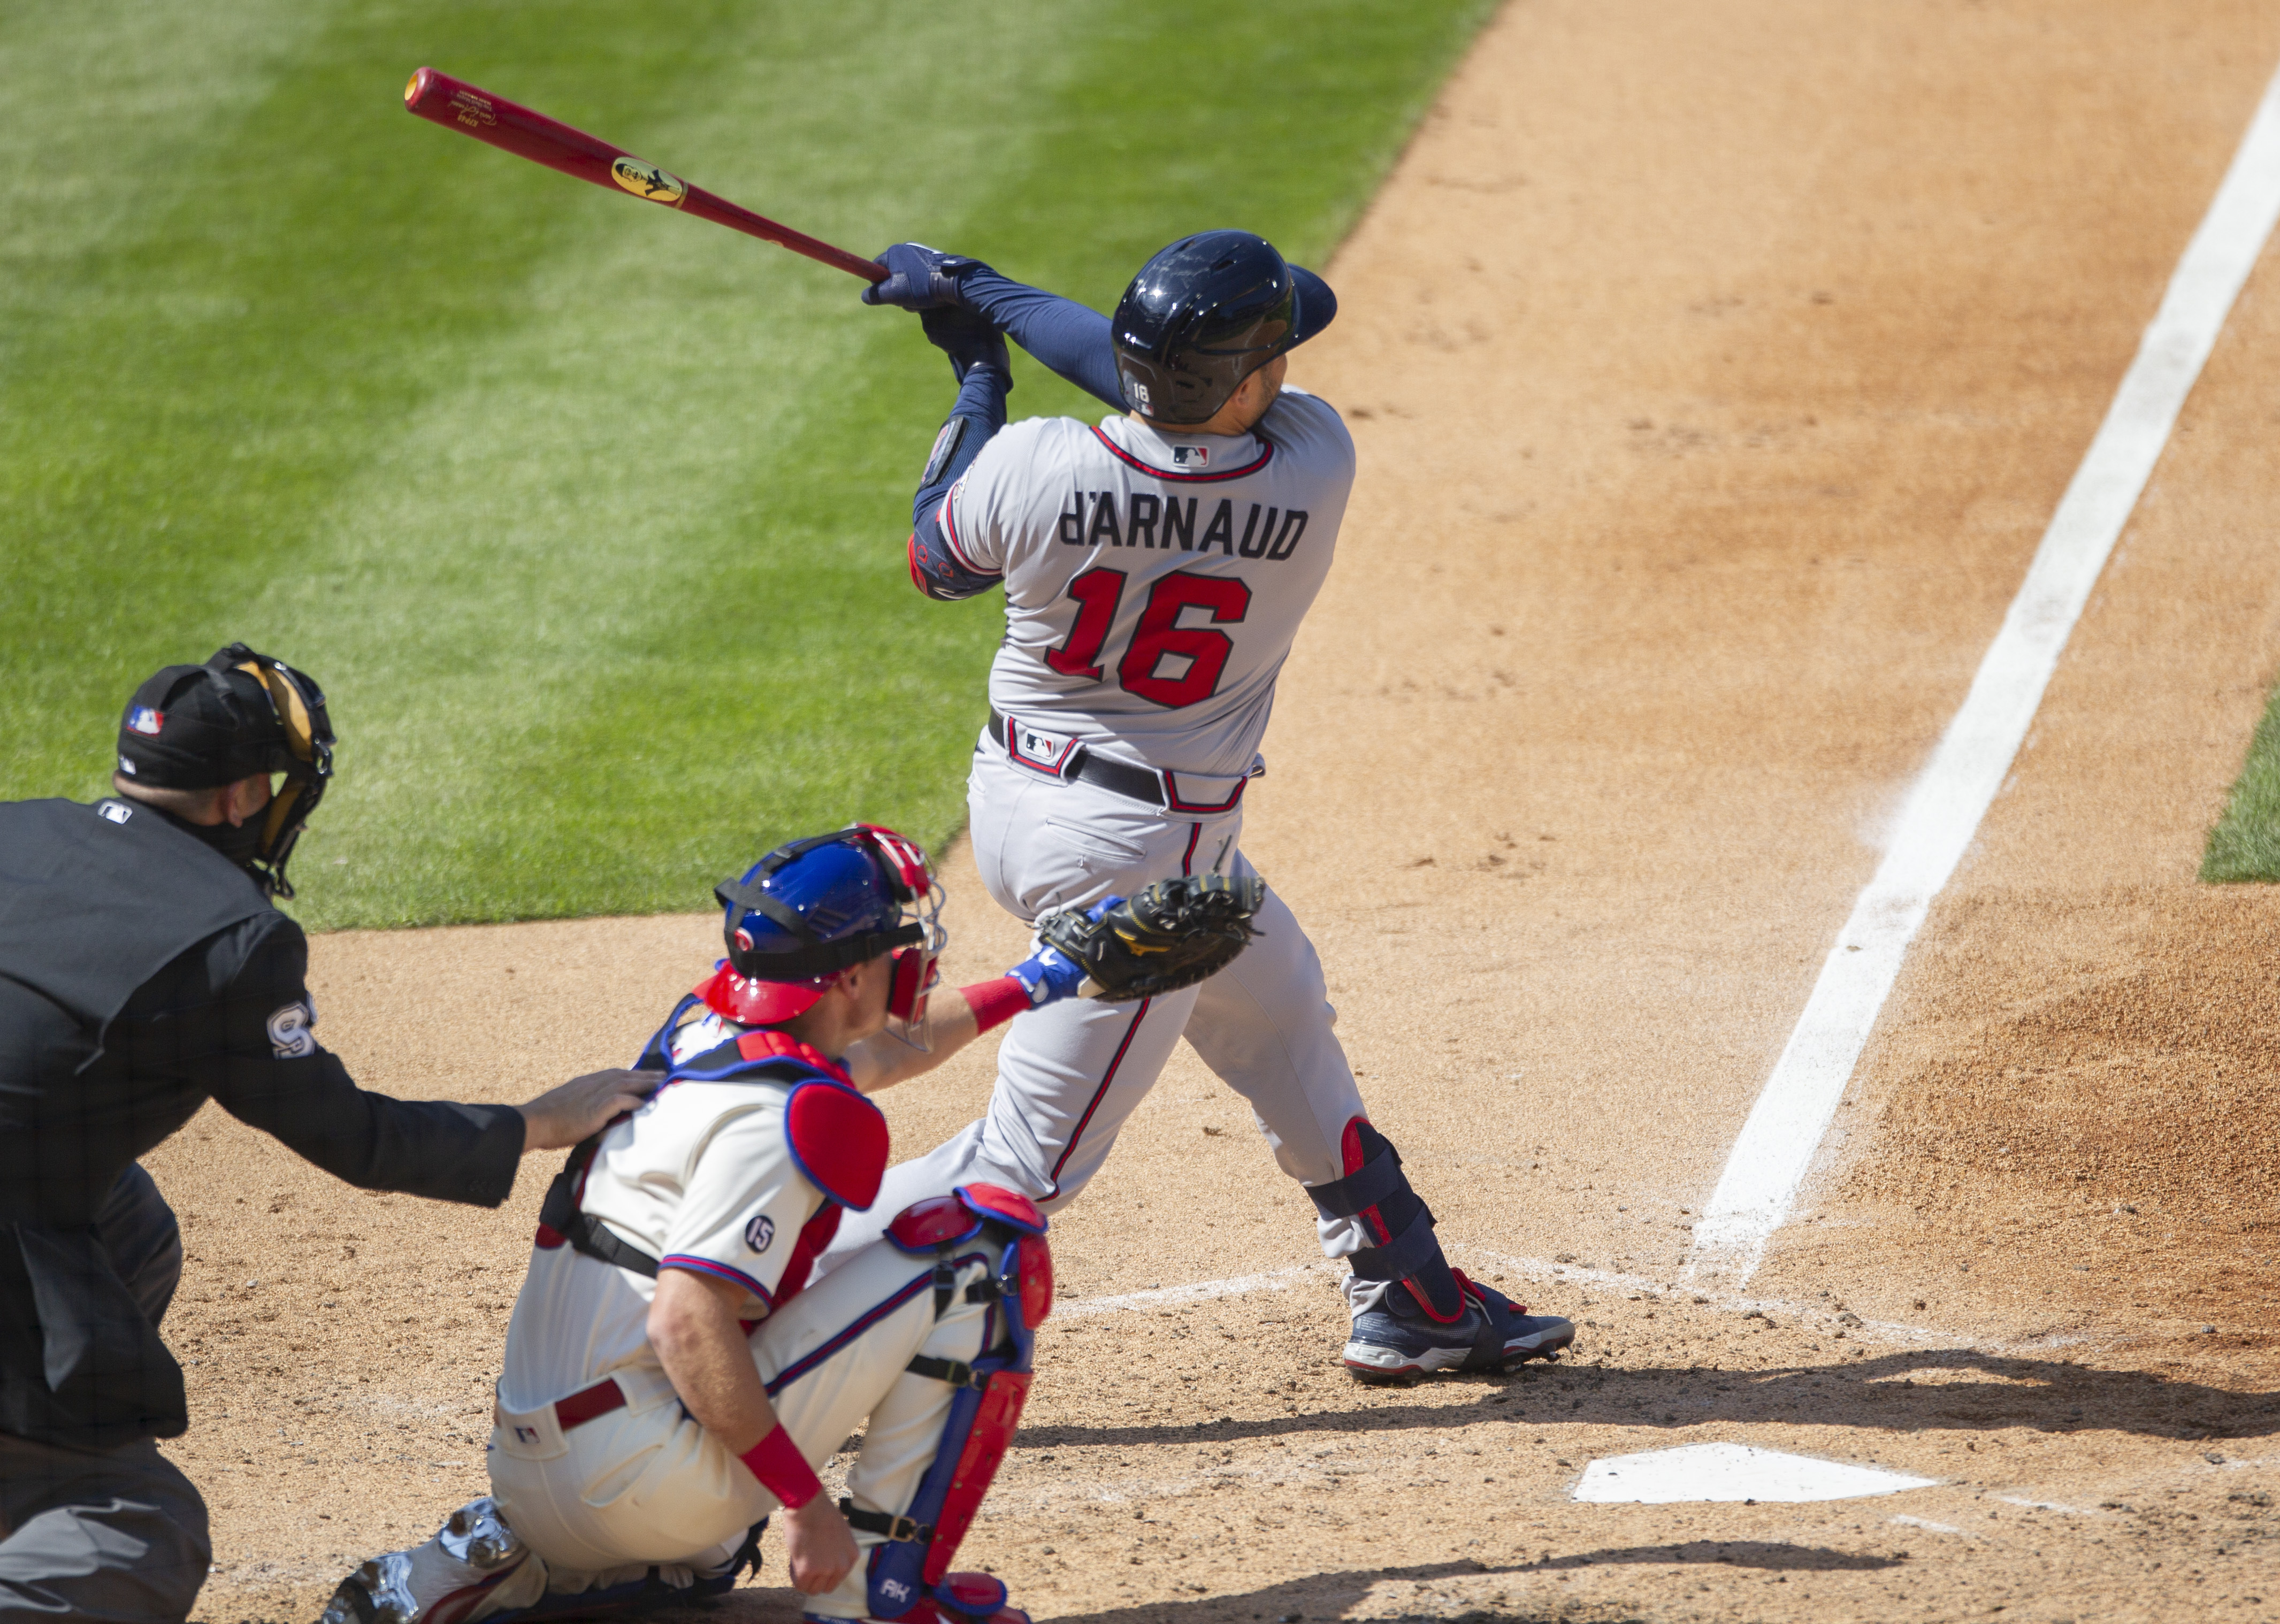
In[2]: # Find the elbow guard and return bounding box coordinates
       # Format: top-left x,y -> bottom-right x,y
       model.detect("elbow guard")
907,518 -> 999,601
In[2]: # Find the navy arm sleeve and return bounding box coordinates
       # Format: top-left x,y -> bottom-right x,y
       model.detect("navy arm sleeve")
958,268 -> 1127,410
907,364 -> 1011,601
204,918 -> 526,1206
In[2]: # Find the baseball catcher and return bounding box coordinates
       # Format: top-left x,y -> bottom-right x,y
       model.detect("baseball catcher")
320,826 -> 1154,1624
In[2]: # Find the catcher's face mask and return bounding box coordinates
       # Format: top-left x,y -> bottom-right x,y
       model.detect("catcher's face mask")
857,823 -> 947,1051
210,642 -> 334,899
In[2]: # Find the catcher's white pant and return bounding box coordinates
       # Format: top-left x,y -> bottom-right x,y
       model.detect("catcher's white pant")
485,1239 -> 1001,1620
828,746 -> 1376,1293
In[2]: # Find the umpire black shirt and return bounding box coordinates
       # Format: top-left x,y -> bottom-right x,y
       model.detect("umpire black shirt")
0,796 -> 525,1447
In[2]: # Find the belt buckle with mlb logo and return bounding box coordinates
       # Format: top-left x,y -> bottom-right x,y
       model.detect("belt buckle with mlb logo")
1006,718 -> 1081,779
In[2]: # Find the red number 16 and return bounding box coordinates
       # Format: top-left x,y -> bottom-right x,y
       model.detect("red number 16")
1043,568 -> 1252,710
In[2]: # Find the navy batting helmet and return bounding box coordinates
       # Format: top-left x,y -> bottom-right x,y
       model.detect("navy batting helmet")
1111,230 -> 1337,426
703,825 -> 945,1033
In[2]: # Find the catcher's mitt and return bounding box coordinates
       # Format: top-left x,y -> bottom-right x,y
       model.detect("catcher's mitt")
1036,874 -> 1266,1002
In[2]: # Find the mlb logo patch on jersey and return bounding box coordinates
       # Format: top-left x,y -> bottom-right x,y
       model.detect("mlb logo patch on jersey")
744,1213 -> 776,1254
126,706 -> 165,736
1172,445 -> 1210,470
98,801 -> 133,824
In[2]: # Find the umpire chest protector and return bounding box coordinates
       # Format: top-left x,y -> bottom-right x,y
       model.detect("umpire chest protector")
0,798 -> 273,1447
0,800 -> 271,1097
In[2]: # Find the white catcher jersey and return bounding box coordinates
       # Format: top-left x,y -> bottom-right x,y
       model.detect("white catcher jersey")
942,387 -> 1354,779
498,1011 -> 829,1412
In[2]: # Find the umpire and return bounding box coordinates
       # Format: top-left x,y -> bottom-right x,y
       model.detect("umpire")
0,643 -> 649,1623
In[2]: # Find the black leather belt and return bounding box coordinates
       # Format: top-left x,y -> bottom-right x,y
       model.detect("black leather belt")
987,710 -> 1169,808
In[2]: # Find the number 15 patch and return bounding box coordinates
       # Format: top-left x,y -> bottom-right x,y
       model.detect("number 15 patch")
744,1213 -> 776,1254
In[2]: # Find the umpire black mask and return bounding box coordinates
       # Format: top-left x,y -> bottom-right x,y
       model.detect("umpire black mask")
175,806 -> 270,872
116,644 -> 336,898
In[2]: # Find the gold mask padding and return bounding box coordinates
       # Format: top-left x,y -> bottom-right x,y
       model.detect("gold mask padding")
236,659 -> 317,766
234,657 -> 320,865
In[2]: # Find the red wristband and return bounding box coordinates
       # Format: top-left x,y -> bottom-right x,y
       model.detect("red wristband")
961,975 -> 1031,1035
737,1424 -> 822,1509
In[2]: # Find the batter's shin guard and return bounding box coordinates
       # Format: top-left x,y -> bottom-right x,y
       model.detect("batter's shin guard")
1306,1120 -> 1466,1322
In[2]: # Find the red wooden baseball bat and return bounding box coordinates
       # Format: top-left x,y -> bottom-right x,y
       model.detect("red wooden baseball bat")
402,66 -> 886,283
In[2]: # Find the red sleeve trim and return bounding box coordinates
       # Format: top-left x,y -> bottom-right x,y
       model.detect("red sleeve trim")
939,494 -> 1000,577
659,1254 -> 772,1304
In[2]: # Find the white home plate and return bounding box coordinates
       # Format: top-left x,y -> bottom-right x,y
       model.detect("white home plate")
1573,1442 -> 1938,1504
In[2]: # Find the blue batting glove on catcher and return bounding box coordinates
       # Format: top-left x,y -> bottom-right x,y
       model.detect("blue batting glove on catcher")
863,242 -> 990,309
1007,896 -> 1123,1007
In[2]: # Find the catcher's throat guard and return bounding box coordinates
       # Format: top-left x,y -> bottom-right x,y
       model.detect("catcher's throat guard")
1036,872 -> 1264,1002
862,824 -> 948,1049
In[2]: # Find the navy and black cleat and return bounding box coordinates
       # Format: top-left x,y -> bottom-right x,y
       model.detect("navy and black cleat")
1342,1271 -> 1573,1383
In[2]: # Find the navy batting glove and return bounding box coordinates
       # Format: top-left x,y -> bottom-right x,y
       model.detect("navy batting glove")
1007,896 -> 1122,1007
921,305 -> 1012,385
863,242 -> 990,310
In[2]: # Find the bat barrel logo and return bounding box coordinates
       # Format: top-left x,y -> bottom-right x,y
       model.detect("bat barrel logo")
610,156 -> 687,206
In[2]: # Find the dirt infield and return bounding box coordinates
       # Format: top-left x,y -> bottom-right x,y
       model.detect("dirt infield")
157,1 -> 2280,1619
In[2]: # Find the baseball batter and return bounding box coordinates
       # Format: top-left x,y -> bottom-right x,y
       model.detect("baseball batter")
321,827 -> 1090,1624
833,234 -> 1575,1380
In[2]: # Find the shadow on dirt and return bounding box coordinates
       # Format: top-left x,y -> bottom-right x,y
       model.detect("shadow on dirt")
633,1561 -> 1648,1624
1014,1345 -> 2280,1450
1522,1540 -> 1897,1572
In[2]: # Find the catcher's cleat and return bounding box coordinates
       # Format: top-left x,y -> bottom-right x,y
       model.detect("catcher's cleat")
1343,1272 -> 1573,1383
807,1571 -> 1032,1624
317,1497 -> 545,1624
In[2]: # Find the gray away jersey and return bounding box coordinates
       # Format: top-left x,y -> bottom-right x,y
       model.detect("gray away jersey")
942,387 -> 1355,779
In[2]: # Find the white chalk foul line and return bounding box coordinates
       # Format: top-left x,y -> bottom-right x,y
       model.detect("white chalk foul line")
1056,1263 -> 1330,1317
1059,1247 -> 1982,1347
1687,63 -> 2280,1291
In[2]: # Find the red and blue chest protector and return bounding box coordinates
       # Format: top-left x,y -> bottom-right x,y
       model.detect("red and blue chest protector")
536,994 -> 887,1314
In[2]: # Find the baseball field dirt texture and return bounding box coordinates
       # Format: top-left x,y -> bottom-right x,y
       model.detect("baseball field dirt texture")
73,0 -> 2280,1619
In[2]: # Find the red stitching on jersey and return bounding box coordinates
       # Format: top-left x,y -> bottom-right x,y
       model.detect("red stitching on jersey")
1047,998 -> 1153,1196
1089,425 -> 1274,482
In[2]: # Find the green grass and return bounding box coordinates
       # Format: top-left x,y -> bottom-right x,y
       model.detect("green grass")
0,0 -> 1495,929
2201,681 -> 2280,880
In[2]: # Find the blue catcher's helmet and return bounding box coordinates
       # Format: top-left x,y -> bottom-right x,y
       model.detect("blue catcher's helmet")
702,825 -> 945,1032
1111,229 -> 1337,426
